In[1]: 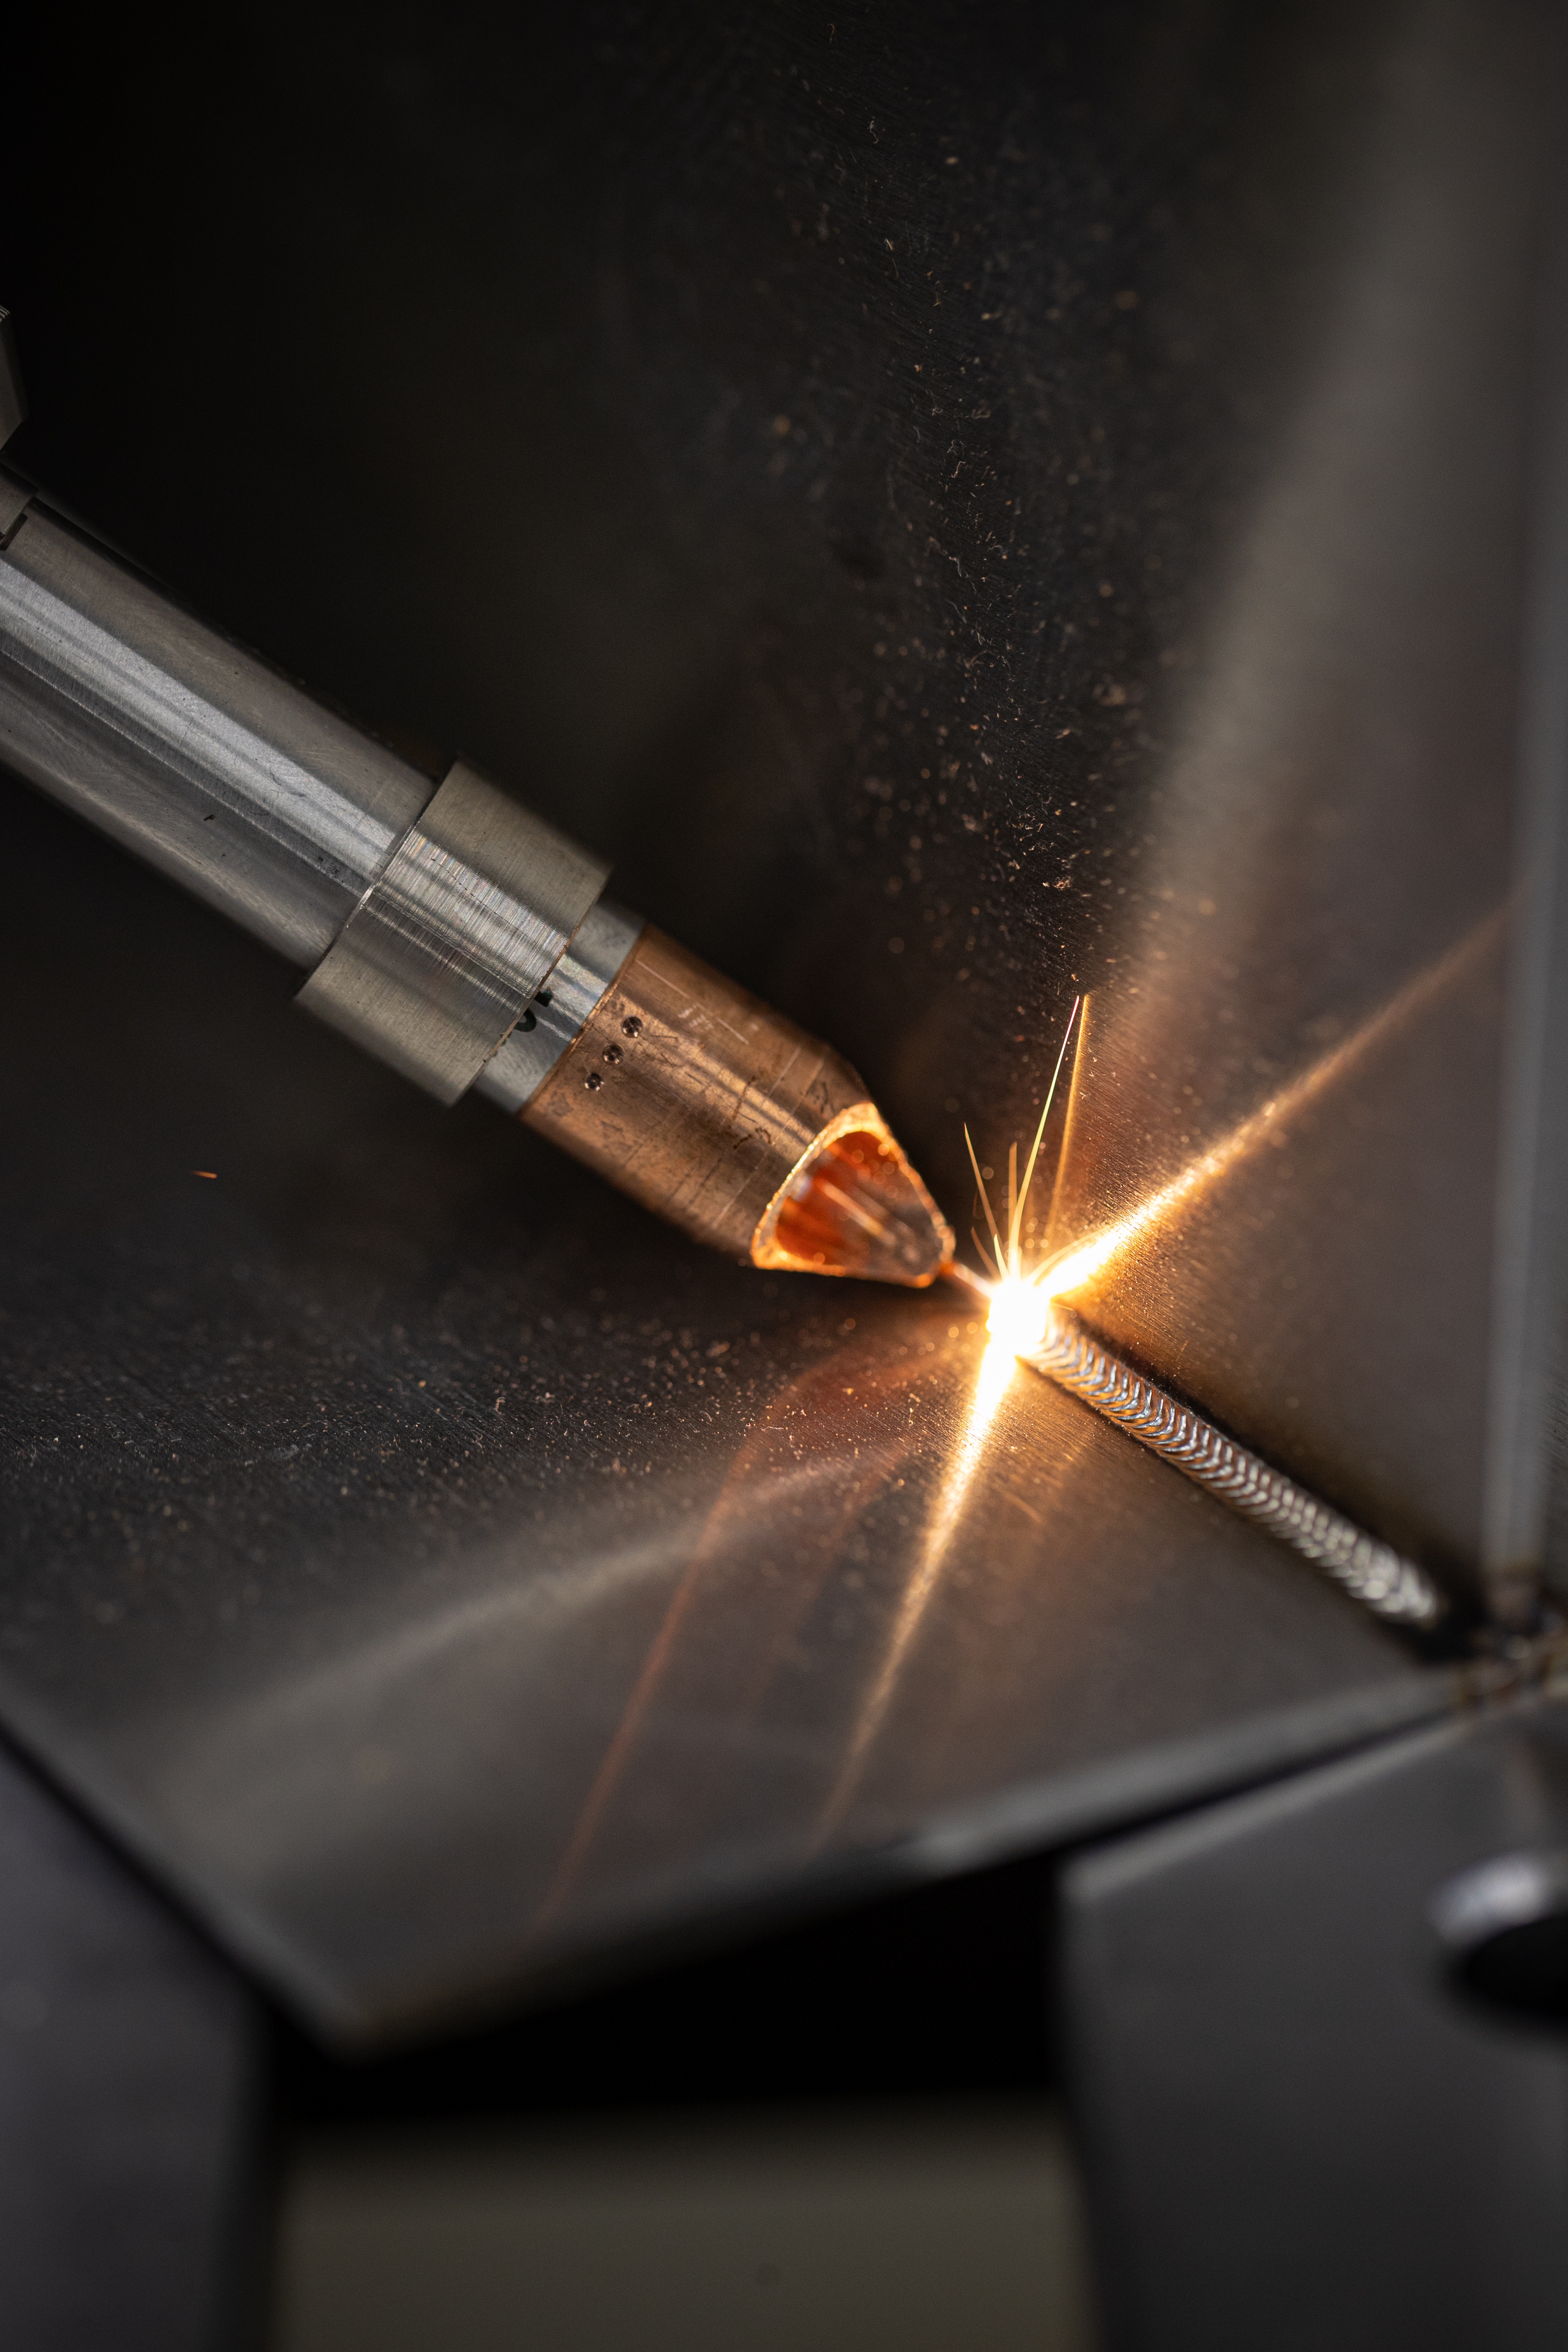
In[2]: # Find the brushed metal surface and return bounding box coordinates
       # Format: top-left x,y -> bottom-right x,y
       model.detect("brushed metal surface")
298,758 -> 610,1105
2,0 -> 1565,2034
9,4 -> 1560,1599
477,899 -> 646,1114
0,505 -> 433,965
1006,5 -> 1566,1624
0,787 -> 1436,2039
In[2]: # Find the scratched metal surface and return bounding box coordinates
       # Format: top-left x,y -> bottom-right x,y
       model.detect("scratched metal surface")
1,0 -> 1563,2034
0,786 -> 1434,2037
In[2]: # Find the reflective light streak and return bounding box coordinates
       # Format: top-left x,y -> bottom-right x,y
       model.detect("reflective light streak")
941,929 -> 1502,1634
1028,908 -> 1505,1308
816,1328 -> 1020,1839
557,917 -> 1501,1879
814,996 -> 1094,1835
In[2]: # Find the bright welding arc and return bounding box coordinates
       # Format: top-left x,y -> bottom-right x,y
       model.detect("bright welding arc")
947,998 -> 1447,1632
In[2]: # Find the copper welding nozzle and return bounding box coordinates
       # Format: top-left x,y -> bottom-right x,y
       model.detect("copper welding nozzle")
522,926 -> 953,1284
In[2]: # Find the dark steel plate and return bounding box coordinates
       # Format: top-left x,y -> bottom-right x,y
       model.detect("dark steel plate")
1064,1702 -> 1568,2349
0,787 -> 1436,2037
4,0 -> 1564,2036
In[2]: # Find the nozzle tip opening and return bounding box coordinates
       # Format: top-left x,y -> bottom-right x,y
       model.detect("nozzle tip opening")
750,1106 -> 954,1287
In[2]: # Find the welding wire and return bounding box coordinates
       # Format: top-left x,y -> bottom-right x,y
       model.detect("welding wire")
1019,1300 -> 1446,1629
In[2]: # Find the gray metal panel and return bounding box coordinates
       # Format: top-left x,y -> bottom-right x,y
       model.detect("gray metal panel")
0,311 -> 24,451
0,1739 -> 259,2352
1023,0 -> 1565,1620
3,0 -> 1568,2040
1062,1704 -> 1568,2352
0,785 -> 1437,2040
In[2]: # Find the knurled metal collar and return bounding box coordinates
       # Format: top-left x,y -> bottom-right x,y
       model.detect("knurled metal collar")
297,758 -> 610,1105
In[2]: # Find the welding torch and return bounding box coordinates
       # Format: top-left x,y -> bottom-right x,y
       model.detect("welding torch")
0,325 -> 952,1290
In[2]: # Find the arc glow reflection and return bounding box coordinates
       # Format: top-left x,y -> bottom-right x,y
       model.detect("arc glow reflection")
816,1326 -> 1020,1838
823,910 -> 1503,1844
1017,906 -> 1505,1316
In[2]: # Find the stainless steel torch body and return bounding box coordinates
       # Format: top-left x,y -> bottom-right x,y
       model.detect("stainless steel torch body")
0,481 -> 622,1106
0,499 -> 434,965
